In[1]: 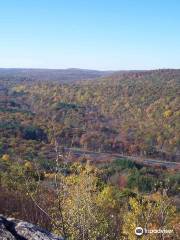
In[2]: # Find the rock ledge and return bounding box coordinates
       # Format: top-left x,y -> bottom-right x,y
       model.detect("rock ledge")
0,215 -> 63,240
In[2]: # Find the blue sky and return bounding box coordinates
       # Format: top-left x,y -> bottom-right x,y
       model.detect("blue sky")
0,0 -> 180,70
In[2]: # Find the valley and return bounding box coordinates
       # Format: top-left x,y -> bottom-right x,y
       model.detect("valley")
0,68 -> 179,239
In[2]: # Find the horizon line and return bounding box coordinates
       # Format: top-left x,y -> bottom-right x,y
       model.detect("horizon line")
0,67 -> 179,72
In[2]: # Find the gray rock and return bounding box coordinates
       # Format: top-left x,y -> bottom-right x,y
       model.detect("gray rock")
0,218 -> 16,240
0,215 -> 63,240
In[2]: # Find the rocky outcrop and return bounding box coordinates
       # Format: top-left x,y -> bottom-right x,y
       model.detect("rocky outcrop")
0,215 -> 63,240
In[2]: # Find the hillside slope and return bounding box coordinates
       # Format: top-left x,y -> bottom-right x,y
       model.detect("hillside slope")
0,69 -> 179,161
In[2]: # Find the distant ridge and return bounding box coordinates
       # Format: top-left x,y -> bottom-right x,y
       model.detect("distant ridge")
0,68 -> 114,83
0,68 -> 179,84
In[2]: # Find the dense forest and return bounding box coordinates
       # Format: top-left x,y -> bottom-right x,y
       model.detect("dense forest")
0,68 -> 179,239
0,68 -> 179,160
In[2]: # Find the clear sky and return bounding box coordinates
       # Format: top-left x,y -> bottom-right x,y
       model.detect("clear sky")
0,0 -> 180,70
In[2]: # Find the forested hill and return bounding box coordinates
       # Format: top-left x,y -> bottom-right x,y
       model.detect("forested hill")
0,69 -> 179,162
0,68 -> 180,238
0,68 -> 113,83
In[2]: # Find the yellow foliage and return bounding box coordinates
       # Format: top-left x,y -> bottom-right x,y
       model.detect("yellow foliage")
97,186 -> 118,209
12,85 -> 26,92
1,154 -> 10,161
123,196 -> 176,240
145,192 -> 162,201
24,161 -> 33,171
163,109 -> 172,118
44,173 -> 55,179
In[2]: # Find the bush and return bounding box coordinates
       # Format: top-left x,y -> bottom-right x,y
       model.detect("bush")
22,125 -> 47,142
113,158 -> 142,170
127,170 -> 156,193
